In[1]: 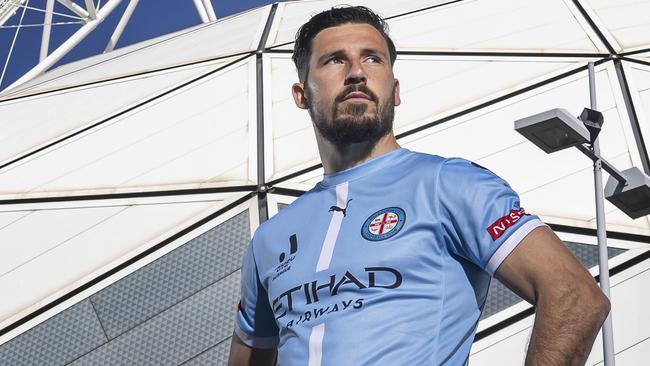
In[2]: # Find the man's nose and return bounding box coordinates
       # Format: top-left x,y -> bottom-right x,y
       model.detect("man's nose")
344,60 -> 367,85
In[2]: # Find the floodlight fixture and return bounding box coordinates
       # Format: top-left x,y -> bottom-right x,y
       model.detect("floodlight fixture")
605,167 -> 650,219
514,108 -> 590,153
579,108 -> 604,143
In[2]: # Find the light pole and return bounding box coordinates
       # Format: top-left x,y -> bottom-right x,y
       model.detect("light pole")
587,61 -> 616,366
514,62 -> 650,365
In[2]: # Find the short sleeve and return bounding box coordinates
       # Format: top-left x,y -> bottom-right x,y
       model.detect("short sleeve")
437,158 -> 546,276
234,239 -> 279,349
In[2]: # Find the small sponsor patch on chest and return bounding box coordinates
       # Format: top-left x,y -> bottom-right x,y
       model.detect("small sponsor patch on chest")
361,207 -> 406,241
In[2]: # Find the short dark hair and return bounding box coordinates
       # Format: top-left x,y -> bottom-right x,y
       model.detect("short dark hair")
292,6 -> 397,83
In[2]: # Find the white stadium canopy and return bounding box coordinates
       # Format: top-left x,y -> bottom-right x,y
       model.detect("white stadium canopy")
0,1 -> 649,365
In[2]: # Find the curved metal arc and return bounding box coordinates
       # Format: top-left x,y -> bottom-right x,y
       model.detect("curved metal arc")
4,0 -> 124,93
104,0 -> 138,52
39,0 -> 54,61
6,1 -> 83,20
0,0 -> 28,87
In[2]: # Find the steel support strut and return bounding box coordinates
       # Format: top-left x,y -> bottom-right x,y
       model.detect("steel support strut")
105,0 -> 139,52
255,4 -> 278,223
39,0 -> 55,61
6,0 -> 124,91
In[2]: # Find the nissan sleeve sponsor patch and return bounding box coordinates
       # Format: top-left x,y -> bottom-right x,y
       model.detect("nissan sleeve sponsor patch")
486,208 -> 529,241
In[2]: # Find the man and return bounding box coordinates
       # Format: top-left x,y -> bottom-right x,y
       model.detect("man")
229,6 -> 610,366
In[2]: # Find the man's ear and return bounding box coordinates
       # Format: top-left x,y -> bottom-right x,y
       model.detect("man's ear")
292,82 -> 309,110
393,79 -> 401,107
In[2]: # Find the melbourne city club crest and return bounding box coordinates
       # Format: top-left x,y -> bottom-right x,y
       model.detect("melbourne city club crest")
361,207 -> 406,241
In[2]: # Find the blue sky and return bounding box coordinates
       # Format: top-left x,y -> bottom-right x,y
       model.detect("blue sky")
0,0 -> 275,90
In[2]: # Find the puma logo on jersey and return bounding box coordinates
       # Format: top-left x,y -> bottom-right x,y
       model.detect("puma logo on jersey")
329,199 -> 352,217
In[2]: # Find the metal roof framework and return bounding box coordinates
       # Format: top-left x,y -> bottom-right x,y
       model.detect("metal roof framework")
0,0 -> 219,88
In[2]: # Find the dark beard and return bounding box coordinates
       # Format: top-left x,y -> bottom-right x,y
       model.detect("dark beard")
306,84 -> 395,146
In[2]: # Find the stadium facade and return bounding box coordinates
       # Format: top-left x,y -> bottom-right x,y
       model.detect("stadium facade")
0,0 -> 649,364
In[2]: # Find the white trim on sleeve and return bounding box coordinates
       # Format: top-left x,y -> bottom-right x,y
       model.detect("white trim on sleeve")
485,219 -> 547,276
233,321 -> 279,349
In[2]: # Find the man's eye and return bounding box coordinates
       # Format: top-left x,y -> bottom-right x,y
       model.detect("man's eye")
326,57 -> 343,64
366,56 -> 381,63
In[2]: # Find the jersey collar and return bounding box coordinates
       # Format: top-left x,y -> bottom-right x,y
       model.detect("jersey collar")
318,148 -> 410,188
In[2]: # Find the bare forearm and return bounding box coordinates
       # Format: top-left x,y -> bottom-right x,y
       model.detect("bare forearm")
228,332 -> 277,366
525,288 -> 610,366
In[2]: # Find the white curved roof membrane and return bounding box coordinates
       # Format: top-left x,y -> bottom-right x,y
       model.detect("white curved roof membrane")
267,0 -> 608,52
0,57 -> 239,167
266,0 -> 449,48
0,57 -> 256,196
386,0 -> 604,52
0,0 -> 649,363
584,0 -> 650,52
0,6 -> 271,98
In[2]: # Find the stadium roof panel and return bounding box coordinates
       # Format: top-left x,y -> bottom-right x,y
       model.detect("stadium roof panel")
0,5 -> 271,99
0,57 -> 256,198
0,192 -> 246,326
583,0 -> 650,52
0,57 -> 239,168
266,0 -> 610,53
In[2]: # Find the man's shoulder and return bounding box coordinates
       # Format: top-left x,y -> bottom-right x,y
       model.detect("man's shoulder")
394,149 -> 448,177
402,149 -> 445,165
399,150 -> 486,179
399,152 -> 508,200
400,150 -> 486,171
436,156 -> 507,187
417,153 -> 500,181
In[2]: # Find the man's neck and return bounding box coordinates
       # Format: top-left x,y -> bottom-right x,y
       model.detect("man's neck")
317,132 -> 401,174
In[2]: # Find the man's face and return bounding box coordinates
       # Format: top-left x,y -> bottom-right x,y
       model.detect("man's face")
292,23 -> 401,146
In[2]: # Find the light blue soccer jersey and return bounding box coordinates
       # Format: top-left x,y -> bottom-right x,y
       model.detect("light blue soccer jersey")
235,148 -> 545,365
